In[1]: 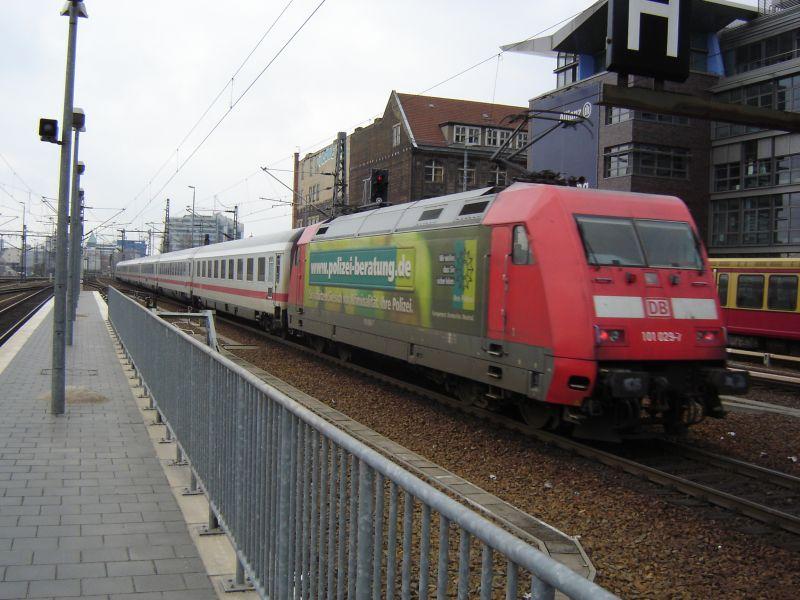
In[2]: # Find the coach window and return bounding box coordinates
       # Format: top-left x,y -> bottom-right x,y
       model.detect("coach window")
768,275 -> 798,311
512,225 -> 532,265
257,257 -> 266,281
736,274 -> 765,309
207,260 -> 211,277
237,258 -> 244,280
276,255 -> 282,284
221,260 -> 226,279
201,262 -> 206,278
268,256 -> 275,282
717,273 -> 729,307
214,260 -> 219,278
247,258 -> 254,281
228,259 -> 234,280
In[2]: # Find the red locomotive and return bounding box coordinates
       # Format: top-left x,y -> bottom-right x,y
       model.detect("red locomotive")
118,183 -> 747,440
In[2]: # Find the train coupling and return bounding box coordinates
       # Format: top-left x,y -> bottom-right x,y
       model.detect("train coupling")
704,368 -> 749,395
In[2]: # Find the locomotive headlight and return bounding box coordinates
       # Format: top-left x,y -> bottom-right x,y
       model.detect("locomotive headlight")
695,329 -> 722,345
594,326 -> 626,345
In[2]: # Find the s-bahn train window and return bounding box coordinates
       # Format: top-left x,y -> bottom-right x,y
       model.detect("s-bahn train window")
635,220 -> 702,269
228,259 -> 234,279
736,274 -> 765,308
717,273 -> 729,306
247,258 -> 254,281
512,225 -> 532,265
257,257 -> 266,281
768,275 -> 799,311
237,258 -> 244,280
576,216 -> 645,266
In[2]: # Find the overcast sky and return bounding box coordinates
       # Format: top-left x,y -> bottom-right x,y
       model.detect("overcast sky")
0,0 -> 755,249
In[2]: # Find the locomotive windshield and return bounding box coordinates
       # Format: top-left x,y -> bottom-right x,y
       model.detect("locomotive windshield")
576,216 -> 702,269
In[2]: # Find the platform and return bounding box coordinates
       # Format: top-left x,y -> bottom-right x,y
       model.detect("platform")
0,292 -> 218,600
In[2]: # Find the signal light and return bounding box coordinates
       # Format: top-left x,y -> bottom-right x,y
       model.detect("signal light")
370,169 -> 389,204
38,118 -> 59,144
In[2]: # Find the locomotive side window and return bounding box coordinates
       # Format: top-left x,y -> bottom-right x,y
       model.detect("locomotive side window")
237,259 -> 244,281
257,258 -> 266,282
228,259 -> 234,280
576,216 -> 645,266
717,273 -> 729,306
767,275 -> 798,311
247,258 -> 254,281
736,274 -> 765,308
512,225 -> 532,265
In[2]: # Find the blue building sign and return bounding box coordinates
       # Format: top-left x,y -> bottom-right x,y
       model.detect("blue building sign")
529,82 -> 601,187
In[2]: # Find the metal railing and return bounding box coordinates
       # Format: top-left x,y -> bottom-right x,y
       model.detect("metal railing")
108,288 -> 616,600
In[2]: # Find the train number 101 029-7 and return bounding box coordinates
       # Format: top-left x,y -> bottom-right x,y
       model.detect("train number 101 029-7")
641,331 -> 682,342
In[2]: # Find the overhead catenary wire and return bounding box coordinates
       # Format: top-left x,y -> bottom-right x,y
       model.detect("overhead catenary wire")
126,0 -> 328,227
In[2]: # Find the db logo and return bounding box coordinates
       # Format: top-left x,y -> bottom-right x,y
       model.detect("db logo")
645,298 -> 672,318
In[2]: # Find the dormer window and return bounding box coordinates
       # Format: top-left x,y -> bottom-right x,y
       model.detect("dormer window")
485,129 -> 498,146
454,125 -> 480,145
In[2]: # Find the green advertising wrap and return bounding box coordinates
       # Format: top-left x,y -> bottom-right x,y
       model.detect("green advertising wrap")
304,227 -> 488,335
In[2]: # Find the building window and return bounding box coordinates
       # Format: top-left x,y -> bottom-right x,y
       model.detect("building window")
454,125 -> 480,145
555,52 -> 578,88
714,163 -> 741,192
775,154 -> 800,185
485,129 -> 498,146
725,30 -> 799,75
498,130 -> 511,147
710,193 -> 800,247
424,160 -> 444,183
516,132 -> 528,149
604,144 -> 689,179
638,112 -> 689,125
743,140 -> 772,189
457,162 -> 476,186
605,107 -> 632,124
490,166 -> 507,186
392,123 -> 401,147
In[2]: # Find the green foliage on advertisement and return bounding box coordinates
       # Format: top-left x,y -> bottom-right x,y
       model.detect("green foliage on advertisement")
304,226 -> 488,335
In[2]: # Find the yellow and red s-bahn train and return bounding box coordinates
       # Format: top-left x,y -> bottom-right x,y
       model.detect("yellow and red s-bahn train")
710,258 -> 800,354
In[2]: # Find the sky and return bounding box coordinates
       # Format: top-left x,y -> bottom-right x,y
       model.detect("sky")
0,0 -> 730,250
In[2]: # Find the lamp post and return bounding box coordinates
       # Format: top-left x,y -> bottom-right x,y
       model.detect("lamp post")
51,0 -> 87,415
188,185 -> 196,248
18,202 -> 26,280
66,107 -> 85,346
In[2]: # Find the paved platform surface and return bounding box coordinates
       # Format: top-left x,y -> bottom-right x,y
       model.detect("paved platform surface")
0,292 -> 216,600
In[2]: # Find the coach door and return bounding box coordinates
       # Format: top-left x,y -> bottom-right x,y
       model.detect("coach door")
487,227 -> 511,339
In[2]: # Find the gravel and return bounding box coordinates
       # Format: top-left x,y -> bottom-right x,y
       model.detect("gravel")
211,322 -> 800,599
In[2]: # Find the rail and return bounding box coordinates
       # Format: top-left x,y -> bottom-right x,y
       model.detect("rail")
107,287 -> 616,600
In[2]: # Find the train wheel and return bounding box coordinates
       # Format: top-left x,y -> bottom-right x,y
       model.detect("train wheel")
336,344 -> 353,362
310,336 -> 326,353
519,401 -> 559,430
455,380 -> 481,407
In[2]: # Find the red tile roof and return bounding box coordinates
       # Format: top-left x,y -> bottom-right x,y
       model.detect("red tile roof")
395,92 -> 528,148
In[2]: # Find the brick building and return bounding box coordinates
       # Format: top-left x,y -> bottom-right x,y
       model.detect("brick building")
347,91 -> 529,207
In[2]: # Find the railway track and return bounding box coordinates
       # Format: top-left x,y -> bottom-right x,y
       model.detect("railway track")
0,285 -> 53,346
102,278 -> 800,539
